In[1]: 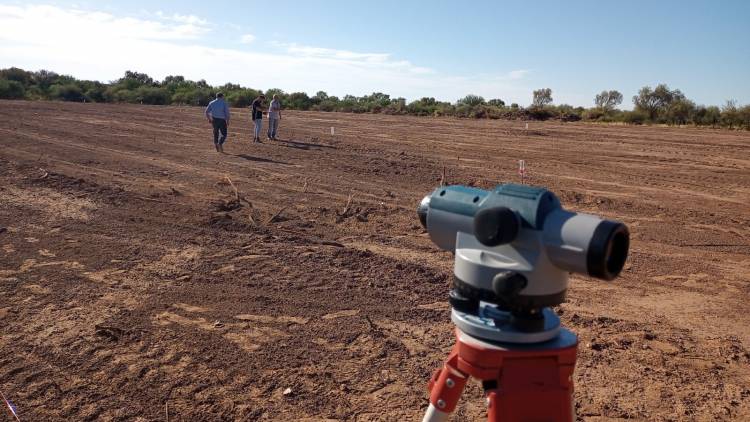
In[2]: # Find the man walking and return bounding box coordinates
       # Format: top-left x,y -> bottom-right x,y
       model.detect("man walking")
205,93 -> 230,153
267,94 -> 282,140
251,94 -> 266,143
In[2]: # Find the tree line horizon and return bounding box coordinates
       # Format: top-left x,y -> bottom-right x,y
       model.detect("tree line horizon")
1,67 -> 748,129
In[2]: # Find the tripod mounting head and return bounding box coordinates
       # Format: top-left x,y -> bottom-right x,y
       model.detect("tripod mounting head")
418,184 -> 629,342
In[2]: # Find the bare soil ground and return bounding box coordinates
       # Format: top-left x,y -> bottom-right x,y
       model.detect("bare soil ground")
1,100 -> 749,421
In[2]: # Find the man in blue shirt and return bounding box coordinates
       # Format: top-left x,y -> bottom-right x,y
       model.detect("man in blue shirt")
251,94 -> 266,143
205,93 -> 231,152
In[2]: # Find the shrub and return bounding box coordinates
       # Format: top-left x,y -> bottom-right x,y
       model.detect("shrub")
526,106 -> 555,120
721,100 -> 741,129
288,92 -> 313,110
313,100 -> 337,112
458,94 -> 486,107
559,111 -> 582,122
85,87 -> 106,102
171,88 -> 213,106
583,108 -> 605,121
739,105 -> 750,129
226,89 -> 261,108
622,110 -> 647,125
0,67 -> 32,85
104,87 -> 137,103
136,86 -> 170,105
0,79 -> 25,99
51,84 -> 86,102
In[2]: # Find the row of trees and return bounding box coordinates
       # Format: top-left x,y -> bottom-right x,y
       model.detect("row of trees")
1,67 -> 748,129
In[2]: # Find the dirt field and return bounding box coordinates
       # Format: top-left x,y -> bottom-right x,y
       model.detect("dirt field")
1,100 -> 749,421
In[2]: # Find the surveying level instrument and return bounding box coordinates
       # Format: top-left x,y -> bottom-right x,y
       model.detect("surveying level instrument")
417,183 -> 629,422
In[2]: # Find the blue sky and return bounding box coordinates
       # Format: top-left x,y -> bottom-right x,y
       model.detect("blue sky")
0,0 -> 748,106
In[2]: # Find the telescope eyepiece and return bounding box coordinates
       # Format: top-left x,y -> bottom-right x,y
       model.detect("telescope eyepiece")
474,207 -> 521,247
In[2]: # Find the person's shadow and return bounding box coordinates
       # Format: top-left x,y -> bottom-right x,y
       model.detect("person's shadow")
275,138 -> 337,151
234,154 -> 290,165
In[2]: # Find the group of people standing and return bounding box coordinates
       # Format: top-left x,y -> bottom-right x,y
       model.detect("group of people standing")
204,93 -> 282,152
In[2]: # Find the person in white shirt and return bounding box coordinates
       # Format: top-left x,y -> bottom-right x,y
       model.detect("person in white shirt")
267,95 -> 282,140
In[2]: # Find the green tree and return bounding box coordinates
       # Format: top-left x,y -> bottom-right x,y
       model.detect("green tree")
407,97 -> 443,116
666,98 -> 695,125
721,100 -> 741,129
458,94 -> 485,107
31,70 -> 61,94
360,92 -> 391,109
85,86 -> 106,102
487,98 -> 505,107
622,110 -> 647,125
594,90 -> 623,111
77,81 -> 107,102
136,86 -> 170,105
184,88 -> 214,106
0,79 -> 25,99
633,84 -> 685,121
51,84 -> 86,102
532,88 -> 553,107
120,71 -> 154,86
739,105 -> 750,129
0,67 -> 32,85
226,88 -> 261,107
705,106 -> 722,127
288,92 -> 313,110
383,97 -> 407,114
265,88 -> 286,100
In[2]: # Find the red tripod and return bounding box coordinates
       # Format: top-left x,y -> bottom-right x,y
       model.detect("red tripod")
423,328 -> 578,422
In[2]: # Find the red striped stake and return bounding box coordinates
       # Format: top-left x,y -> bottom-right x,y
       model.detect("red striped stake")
518,159 -> 526,184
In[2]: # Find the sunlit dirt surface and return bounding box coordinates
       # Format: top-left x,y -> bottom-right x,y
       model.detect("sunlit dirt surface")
1,101 -> 749,421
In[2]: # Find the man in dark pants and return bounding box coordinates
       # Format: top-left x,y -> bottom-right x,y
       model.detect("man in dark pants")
205,93 -> 231,152
251,94 -> 266,143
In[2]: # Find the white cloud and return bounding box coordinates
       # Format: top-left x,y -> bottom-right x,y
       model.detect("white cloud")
0,5 -> 210,42
240,34 -> 256,44
273,42 -> 435,75
0,4 -> 534,104
278,42 -> 390,63
170,14 -> 208,26
508,69 -> 530,80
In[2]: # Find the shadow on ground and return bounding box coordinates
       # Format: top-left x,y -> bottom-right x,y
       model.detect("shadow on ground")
276,138 -> 337,150
234,154 -> 290,165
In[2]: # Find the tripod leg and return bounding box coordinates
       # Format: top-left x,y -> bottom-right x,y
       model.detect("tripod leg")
422,350 -> 469,422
